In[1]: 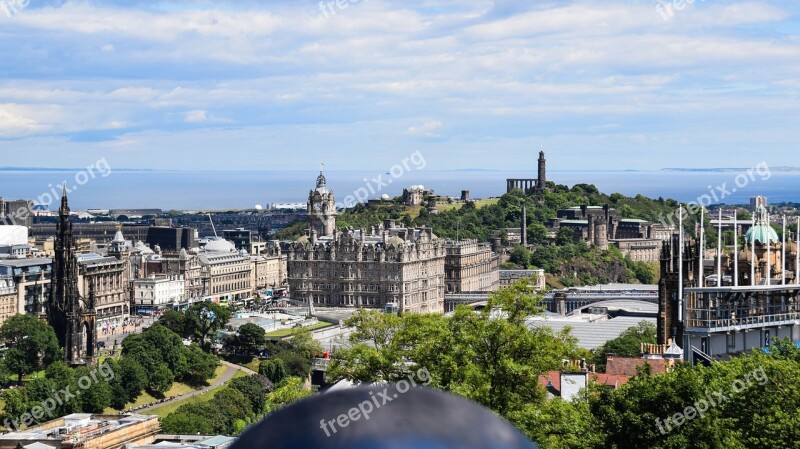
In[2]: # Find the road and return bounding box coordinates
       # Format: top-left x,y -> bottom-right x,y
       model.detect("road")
136,361 -> 249,413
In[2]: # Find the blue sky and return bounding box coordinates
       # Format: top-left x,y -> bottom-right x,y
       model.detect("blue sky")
0,0 -> 798,171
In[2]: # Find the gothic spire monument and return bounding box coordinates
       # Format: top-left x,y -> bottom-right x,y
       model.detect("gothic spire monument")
48,189 -> 97,366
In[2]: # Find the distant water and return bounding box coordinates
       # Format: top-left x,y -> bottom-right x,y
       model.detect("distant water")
0,169 -> 797,210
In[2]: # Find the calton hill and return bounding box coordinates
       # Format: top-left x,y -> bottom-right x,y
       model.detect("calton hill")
276,182 -> 702,287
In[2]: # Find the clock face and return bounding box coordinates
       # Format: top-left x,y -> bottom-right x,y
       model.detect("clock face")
312,202 -> 322,212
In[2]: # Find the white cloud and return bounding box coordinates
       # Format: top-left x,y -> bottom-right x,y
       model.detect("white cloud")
183,109 -> 207,123
0,1 -> 797,170
407,120 -> 443,137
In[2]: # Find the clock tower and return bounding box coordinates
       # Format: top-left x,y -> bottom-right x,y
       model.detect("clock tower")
308,169 -> 336,237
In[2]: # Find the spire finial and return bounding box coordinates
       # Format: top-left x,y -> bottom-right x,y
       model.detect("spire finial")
59,184 -> 70,216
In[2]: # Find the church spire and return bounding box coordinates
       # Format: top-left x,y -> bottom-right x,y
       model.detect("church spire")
59,185 -> 70,217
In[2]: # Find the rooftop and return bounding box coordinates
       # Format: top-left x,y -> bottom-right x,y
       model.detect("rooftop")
528,315 -> 657,350
0,413 -> 158,445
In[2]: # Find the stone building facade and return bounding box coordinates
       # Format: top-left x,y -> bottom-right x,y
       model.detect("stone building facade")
199,243 -> 253,306
251,243 -> 287,295
288,172 -> 446,314
133,274 -> 185,313
444,239 -> 499,293
549,204 -> 672,263
77,253 -> 130,328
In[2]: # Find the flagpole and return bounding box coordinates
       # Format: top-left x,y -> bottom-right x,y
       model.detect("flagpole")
717,209 -> 723,286
751,215 -> 756,286
734,212 -> 738,287
699,208 -> 704,287
782,215 -> 787,285
678,206 -> 684,324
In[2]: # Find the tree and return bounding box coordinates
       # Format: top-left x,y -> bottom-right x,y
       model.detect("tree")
259,359 -> 287,384
185,302 -> 232,350
45,361 -> 81,416
329,277 -> 583,420
118,357 -> 149,402
0,314 -> 62,383
264,327 -> 322,378
556,227 -> 575,246
181,344 -> 219,386
265,377 -> 312,414
215,387 -> 254,424
176,402 -> 237,435
148,364 -> 173,398
159,310 -> 190,338
75,366 -> 112,413
140,323 -> 188,379
161,412 -> 214,435
234,323 -> 266,354
527,223 -> 549,245
509,245 -> 532,267
230,375 -> 269,415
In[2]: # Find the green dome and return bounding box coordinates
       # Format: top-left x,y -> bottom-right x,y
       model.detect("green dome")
746,197 -> 778,245
745,225 -> 779,245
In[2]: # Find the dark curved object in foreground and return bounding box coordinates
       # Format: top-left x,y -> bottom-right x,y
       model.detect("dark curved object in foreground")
232,384 -> 539,449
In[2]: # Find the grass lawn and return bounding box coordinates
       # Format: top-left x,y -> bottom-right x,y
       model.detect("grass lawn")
400,205 -> 423,220
102,364 -> 229,414
436,198 -> 499,213
148,370 -> 247,418
222,355 -> 261,372
265,321 -> 333,338
244,358 -> 260,372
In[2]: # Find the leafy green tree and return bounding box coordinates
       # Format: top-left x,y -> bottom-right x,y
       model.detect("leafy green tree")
259,359 -> 287,384
229,375 -> 269,415
118,357 -> 149,402
264,377 -> 312,414
509,245 -> 532,267
75,366 -> 112,413
264,328 -> 322,378
181,344 -> 219,386
2,388 -> 28,424
161,411 -> 214,435
159,310 -> 190,338
556,227 -> 576,246
185,302 -> 232,350
215,387 -> 254,423
329,277 -> 583,419
527,223 -> 549,245
0,315 -> 62,383
234,323 -> 266,354
179,402 -> 236,435
44,361 -> 81,416
121,334 -> 159,374
23,377 -> 60,424
141,323 -> 188,379
148,364 -> 174,398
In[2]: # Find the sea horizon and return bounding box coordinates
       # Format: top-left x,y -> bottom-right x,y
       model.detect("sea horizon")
1,168 -> 797,211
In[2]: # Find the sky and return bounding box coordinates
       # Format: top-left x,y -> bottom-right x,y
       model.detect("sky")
0,0 -> 799,172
